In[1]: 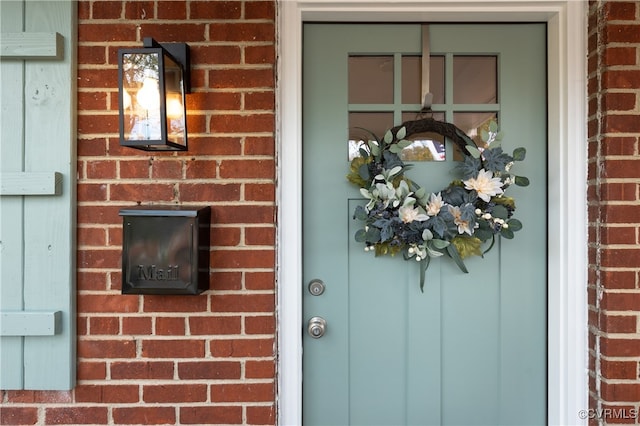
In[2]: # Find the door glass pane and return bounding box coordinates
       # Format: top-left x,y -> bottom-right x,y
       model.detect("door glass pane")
453,56 -> 497,104
401,55 -> 445,105
400,111 -> 446,161
453,112 -> 498,159
348,112 -> 394,160
349,56 -> 394,104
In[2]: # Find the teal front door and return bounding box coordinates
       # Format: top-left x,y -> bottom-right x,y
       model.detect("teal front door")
302,24 -> 547,425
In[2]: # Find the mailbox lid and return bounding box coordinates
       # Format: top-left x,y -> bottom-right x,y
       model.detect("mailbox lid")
119,205 -> 210,217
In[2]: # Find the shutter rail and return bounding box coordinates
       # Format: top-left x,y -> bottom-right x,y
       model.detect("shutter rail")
0,32 -> 64,59
0,172 -> 63,196
0,311 -> 62,336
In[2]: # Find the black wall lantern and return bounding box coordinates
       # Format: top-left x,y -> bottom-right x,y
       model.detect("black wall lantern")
118,37 -> 191,151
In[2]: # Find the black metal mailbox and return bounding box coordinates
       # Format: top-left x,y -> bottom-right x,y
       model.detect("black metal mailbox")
119,206 -> 211,295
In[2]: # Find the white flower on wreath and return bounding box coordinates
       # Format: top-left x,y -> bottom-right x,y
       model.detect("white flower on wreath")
448,205 -> 473,235
426,192 -> 444,216
463,168 -> 505,202
399,204 -> 429,223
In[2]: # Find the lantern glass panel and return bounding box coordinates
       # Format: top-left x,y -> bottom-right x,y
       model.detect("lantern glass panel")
163,52 -> 186,147
121,52 -> 162,142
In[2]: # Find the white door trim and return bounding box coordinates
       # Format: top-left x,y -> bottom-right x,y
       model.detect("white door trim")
276,1 -> 588,425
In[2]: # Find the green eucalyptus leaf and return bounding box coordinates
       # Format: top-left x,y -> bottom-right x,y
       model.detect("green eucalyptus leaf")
481,129 -> 490,142
507,218 -> 523,232
473,228 -> 494,242
369,141 -> 380,156
396,126 -> 407,140
383,129 -> 394,144
501,227 -> 515,239
492,204 -> 509,220
446,244 -> 469,273
465,145 -> 482,159
358,147 -> 369,158
388,166 -> 403,177
353,205 -> 368,221
419,256 -> 430,293
513,147 -> 526,161
431,239 -> 450,249
366,227 -> 381,243
389,145 -> 402,154
358,164 -> 370,181
489,120 -> 498,133
354,228 -> 367,242
426,245 -> 445,257
514,176 -> 530,187
397,139 -> 412,149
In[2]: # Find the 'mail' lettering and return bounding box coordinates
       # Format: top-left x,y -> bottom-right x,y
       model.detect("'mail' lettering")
137,265 -> 179,281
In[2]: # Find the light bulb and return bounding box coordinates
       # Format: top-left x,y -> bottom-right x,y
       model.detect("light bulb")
136,77 -> 160,111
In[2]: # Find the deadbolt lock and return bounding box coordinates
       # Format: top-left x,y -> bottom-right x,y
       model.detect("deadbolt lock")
308,279 -> 325,296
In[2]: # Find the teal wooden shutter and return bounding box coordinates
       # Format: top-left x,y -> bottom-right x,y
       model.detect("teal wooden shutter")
0,0 -> 77,390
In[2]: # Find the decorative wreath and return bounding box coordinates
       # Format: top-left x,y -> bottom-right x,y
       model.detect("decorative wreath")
347,117 -> 529,291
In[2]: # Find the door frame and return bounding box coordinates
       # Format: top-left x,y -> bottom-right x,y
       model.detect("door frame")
276,1 -> 588,425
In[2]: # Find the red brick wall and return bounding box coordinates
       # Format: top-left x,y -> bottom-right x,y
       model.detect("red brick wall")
588,1 -> 640,424
1,1 -> 277,425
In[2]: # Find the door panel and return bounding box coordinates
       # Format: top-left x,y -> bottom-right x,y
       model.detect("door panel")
303,23 -> 546,425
